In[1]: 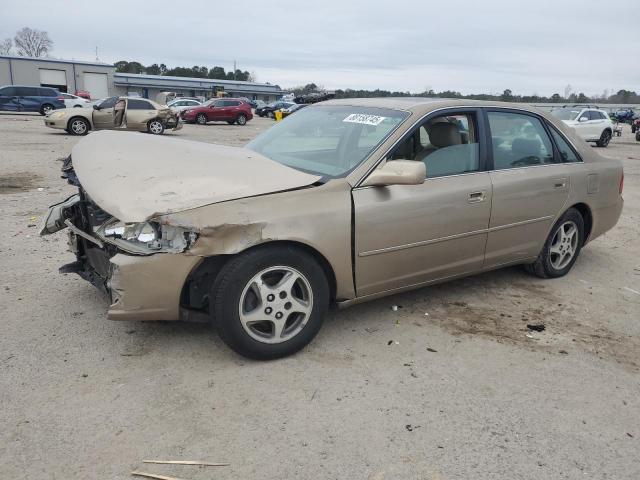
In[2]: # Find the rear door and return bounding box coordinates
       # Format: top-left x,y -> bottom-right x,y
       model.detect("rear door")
17,86 -> 41,112
484,109 -> 570,268
587,110 -> 606,139
124,98 -> 158,130
0,86 -> 21,111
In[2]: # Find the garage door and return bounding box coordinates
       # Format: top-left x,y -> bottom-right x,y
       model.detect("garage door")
39,69 -> 67,92
83,72 -> 109,100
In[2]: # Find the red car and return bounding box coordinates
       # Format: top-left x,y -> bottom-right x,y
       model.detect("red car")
182,98 -> 253,126
75,90 -> 91,100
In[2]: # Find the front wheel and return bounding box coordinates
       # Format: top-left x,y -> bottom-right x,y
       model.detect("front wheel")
236,114 -> 247,125
147,119 -> 165,135
196,113 -> 207,125
212,245 -> 330,359
596,129 -> 611,147
67,117 -> 90,135
524,208 -> 584,278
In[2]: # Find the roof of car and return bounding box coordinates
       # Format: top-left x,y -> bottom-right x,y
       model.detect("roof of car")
320,97 -> 548,115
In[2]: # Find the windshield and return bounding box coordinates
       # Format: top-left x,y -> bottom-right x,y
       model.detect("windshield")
551,109 -> 580,121
246,105 -> 410,176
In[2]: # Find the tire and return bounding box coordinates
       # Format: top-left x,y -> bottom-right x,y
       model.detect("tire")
196,113 -> 207,125
147,119 -> 165,135
67,117 -> 90,136
227,120 -> 234,125
212,245 -> 330,360
40,103 -> 54,116
596,129 -> 612,147
73,105 -> 82,108
636,130 -> 640,142
524,208 -> 584,279
236,114 -> 247,126
267,111 -> 275,119
632,125 -> 637,134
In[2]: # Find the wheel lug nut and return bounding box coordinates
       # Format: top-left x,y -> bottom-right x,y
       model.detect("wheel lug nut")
265,307 -> 272,314
267,294 -> 275,302
275,312 -> 283,319
279,291 -> 287,299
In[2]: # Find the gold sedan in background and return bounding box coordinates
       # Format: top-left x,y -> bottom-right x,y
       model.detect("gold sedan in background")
44,96 -> 182,135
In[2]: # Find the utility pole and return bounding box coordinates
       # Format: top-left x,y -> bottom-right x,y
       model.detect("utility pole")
95,46 -> 99,62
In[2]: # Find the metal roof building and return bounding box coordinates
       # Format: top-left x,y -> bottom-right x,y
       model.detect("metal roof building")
113,73 -> 284,102
0,55 -> 283,102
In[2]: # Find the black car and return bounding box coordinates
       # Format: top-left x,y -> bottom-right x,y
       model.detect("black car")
0,85 -> 66,115
256,101 -> 295,118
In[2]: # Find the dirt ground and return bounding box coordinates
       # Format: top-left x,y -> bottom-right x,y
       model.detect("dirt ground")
1,112 -> 638,480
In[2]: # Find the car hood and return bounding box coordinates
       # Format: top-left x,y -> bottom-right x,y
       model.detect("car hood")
71,130 -> 321,223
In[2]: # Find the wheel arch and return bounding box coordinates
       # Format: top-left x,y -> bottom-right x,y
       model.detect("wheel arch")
180,240 -> 338,314
569,202 -> 593,242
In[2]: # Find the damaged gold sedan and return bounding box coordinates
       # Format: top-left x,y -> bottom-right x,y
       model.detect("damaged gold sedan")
41,98 -> 624,359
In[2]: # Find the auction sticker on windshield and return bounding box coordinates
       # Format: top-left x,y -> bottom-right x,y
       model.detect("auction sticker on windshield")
343,113 -> 386,126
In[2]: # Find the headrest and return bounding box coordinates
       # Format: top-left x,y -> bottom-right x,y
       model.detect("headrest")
429,122 -> 462,148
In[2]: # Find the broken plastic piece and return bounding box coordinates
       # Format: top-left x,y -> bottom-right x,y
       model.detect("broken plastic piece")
142,460 -> 229,466
131,472 -> 187,480
526,324 -> 545,332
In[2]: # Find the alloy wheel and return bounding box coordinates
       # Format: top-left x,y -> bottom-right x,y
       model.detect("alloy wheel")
196,114 -> 207,125
70,119 -> 87,135
238,266 -> 313,344
549,221 -> 578,270
149,120 -> 163,134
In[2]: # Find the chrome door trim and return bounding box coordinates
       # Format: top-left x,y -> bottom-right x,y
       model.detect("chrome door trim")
357,214 -> 554,257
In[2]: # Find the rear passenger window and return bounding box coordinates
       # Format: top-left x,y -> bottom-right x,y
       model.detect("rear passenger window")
38,88 -> 56,97
226,101 -> 241,107
127,99 -> 154,110
549,128 -> 580,163
0,87 -> 17,96
488,112 -> 555,169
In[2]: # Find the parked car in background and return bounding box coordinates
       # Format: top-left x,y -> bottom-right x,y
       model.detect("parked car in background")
631,118 -> 640,133
44,96 -> 182,135
40,98 -> 623,359
0,85 -> 65,115
612,108 -> 636,124
167,98 -> 202,113
237,97 -> 258,108
254,100 -> 267,110
551,106 -> 614,147
256,101 -> 295,118
75,90 -> 91,100
60,93 -> 92,109
278,103 -> 307,119
181,98 -> 253,125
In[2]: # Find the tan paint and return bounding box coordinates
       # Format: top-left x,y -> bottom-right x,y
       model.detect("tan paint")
71,130 -> 321,222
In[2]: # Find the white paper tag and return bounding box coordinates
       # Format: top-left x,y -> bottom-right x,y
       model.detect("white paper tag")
343,113 -> 386,126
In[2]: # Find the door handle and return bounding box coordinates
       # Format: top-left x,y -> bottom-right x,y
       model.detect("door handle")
468,191 -> 486,203
553,177 -> 567,189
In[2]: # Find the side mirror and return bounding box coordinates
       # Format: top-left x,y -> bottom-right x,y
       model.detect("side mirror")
361,160 -> 426,187
578,116 -> 589,122
93,104 -> 100,110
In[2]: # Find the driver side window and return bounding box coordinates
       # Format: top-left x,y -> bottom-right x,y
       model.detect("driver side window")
487,111 -> 554,170
389,112 -> 480,178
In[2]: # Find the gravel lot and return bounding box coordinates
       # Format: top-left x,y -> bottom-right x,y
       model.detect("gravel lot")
1,112 -> 639,480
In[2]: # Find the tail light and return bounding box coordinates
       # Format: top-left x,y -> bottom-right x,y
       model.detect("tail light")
57,96 -> 65,101
619,173 -> 624,195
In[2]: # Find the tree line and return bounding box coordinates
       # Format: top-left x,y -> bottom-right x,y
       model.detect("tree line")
114,60 -> 254,82
1,27 -> 53,57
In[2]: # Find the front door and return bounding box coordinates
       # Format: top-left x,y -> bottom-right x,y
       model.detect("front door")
92,96 -> 118,129
483,109 -> 570,268
353,109 -> 492,297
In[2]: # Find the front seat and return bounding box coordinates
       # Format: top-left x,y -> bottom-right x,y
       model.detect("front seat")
416,122 -> 475,177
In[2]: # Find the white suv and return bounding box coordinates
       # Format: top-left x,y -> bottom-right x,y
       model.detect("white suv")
551,105 -> 614,147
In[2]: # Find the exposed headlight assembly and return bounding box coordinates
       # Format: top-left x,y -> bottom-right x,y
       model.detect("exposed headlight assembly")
97,220 -> 197,254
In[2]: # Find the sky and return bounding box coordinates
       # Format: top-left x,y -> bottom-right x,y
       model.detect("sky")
2,0 -> 639,96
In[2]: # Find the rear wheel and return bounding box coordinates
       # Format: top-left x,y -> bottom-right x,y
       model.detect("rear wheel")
636,130 -> 640,142
147,119 -> 165,135
524,208 -> 584,278
67,117 -> 89,135
267,111 -> 275,119
212,245 -> 329,359
40,103 -> 54,116
236,114 -> 247,125
196,113 -> 207,125
596,129 -> 612,147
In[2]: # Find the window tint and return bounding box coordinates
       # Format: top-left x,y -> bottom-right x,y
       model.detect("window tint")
98,97 -> 118,109
15,87 -> 38,96
488,112 -> 555,169
38,88 -> 56,97
0,87 -> 17,96
390,113 -> 479,178
127,99 -> 154,110
226,100 -> 241,107
549,127 -> 580,163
